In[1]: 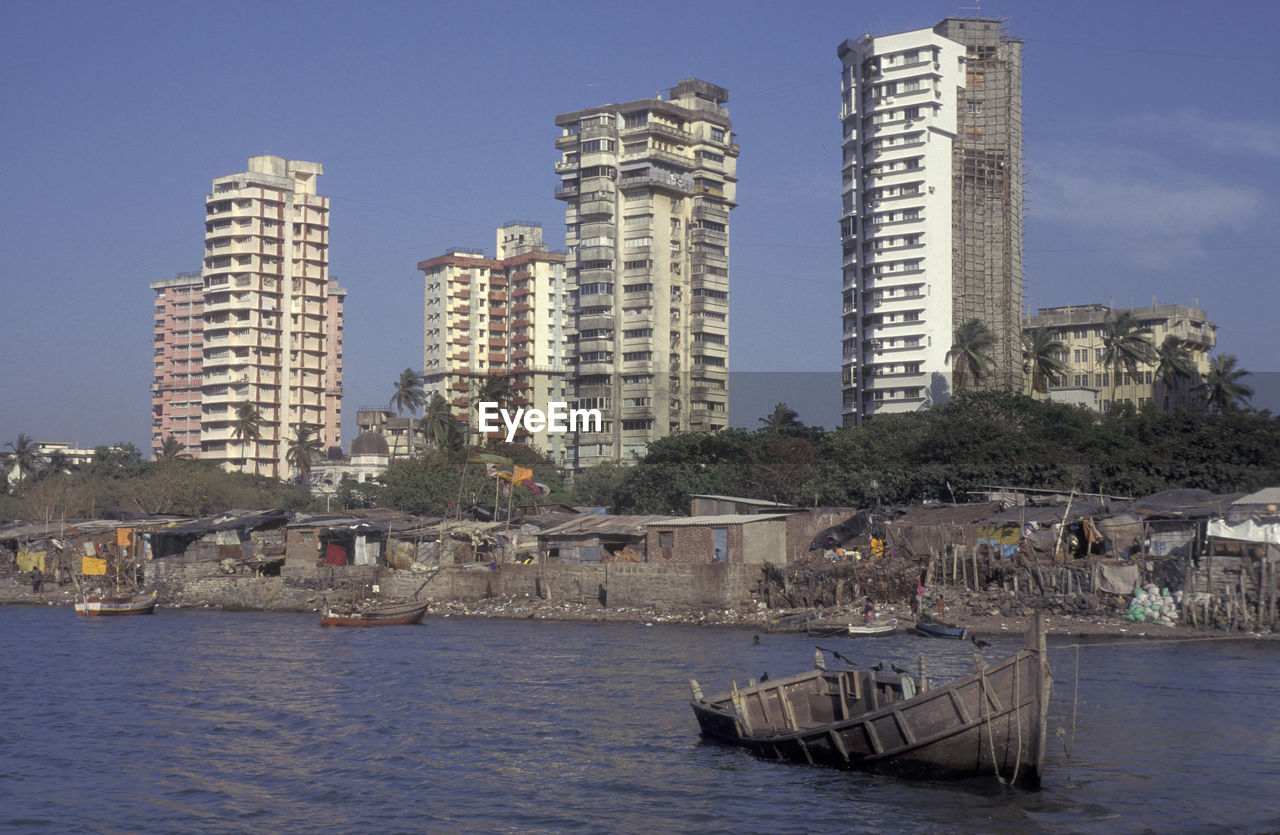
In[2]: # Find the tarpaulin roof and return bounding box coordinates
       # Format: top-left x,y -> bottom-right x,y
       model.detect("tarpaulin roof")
981,498 -> 1122,526
1128,489 -> 1244,519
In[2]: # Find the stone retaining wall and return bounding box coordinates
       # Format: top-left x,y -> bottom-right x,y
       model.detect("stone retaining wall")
138,559 -> 765,612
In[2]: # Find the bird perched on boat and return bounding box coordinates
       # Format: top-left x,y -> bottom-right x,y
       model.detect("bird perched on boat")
890,663 -> 909,675
760,672 -> 769,682
870,662 -> 884,672
969,634 -> 991,648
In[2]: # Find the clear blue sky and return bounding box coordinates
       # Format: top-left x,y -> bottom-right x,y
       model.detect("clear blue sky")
2,0 -> 1277,451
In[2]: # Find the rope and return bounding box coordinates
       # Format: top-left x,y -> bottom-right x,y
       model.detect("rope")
978,667 -> 1005,784
1050,634 -> 1262,651
1010,655 -> 1022,786
1070,644 -> 1080,759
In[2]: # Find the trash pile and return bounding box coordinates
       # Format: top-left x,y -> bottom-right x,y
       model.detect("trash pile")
1124,583 -> 1181,626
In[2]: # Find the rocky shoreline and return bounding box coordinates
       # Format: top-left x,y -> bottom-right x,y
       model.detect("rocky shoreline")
5,578 -> 1273,641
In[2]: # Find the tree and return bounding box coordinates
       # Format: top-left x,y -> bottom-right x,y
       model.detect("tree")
1022,327 -> 1067,396
422,393 -> 460,450
231,401 -> 262,473
389,368 -> 425,456
1154,335 -> 1196,411
5,434 -> 41,490
475,374 -> 511,445
286,424 -> 324,485
1100,309 -> 1156,406
1194,354 -> 1254,414
946,319 -> 996,392
758,402 -> 803,431
159,435 -> 187,460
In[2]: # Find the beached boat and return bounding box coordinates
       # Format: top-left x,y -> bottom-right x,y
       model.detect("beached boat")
809,617 -> 899,638
912,619 -> 969,640
74,590 -> 157,617
320,599 -> 430,627
689,615 -> 1051,787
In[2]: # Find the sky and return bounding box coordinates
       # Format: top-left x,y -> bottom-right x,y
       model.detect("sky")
2,0 -> 1278,453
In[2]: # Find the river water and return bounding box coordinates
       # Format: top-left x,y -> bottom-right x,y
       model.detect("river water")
2,606 -> 1277,833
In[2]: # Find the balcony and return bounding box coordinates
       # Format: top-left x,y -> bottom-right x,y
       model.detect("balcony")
554,183 -> 580,201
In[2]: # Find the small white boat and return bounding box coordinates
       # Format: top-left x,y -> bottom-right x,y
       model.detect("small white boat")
809,617 -> 899,637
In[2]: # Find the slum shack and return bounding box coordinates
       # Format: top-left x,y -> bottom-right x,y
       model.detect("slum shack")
148,510 -> 290,575
1199,487 -> 1280,630
645,514 -> 789,565
537,515 -> 673,563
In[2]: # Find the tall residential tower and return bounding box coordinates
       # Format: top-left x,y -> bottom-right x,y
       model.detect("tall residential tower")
839,18 -> 1023,424
555,79 -> 737,467
198,155 -> 345,477
417,223 -> 574,468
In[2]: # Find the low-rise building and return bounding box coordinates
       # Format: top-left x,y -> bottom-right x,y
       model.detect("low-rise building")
1025,303 -> 1216,411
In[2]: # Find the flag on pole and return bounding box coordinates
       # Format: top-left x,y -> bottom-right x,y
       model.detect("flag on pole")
512,465 -> 533,484
469,452 -> 513,466
82,556 -> 108,576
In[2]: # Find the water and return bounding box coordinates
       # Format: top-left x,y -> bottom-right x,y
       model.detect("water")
2,607 -> 1278,833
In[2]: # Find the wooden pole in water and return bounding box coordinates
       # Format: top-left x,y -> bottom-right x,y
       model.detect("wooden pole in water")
972,548 -> 979,591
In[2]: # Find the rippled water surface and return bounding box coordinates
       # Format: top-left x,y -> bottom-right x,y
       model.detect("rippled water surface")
2,607 -> 1278,833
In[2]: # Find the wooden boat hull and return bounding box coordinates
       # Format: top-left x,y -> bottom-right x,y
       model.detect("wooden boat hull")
809,617 -> 898,638
320,601 -> 429,627
690,616 -> 1050,787
75,591 -> 157,617
912,620 -> 969,640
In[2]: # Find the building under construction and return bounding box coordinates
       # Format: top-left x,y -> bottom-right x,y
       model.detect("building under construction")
838,18 -> 1024,425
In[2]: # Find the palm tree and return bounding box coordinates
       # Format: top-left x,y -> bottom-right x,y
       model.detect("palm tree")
1194,354 -> 1254,413
286,423 -> 324,485
1154,335 -> 1196,411
158,435 -> 187,460
1100,309 -> 1156,406
390,368 -> 425,456
946,319 -> 996,392
5,433 -> 40,491
475,374 -> 510,445
759,402 -> 802,431
421,393 -> 458,450
231,401 -> 262,474
1022,327 -> 1067,396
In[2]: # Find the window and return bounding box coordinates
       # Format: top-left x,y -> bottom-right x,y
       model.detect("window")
623,328 -> 653,339
710,127 -> 725,142
622,351 -> 653,362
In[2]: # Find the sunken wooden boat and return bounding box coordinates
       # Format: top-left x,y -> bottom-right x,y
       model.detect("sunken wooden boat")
689,615 -> 1051,787
320,599 -> 430,627
912,619 -> 969,640
74,590 -> 157,617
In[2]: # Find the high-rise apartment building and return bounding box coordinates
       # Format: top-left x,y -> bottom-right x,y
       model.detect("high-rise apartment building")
150,271 -> 205,457
198,155 -> 345,477
417,223 -> 574,467
839,18 -> 1023,425
555,78 -> 736,467
1026,304 -> 1217,411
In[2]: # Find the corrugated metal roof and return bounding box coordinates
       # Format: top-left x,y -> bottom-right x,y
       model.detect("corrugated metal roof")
537,514 -> 675,537
1234,487 -> 1280,507
689,494 -> 798,508
645,513 -> 791,527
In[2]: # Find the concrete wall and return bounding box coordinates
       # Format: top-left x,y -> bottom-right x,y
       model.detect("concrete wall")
144,557 -> 763,611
